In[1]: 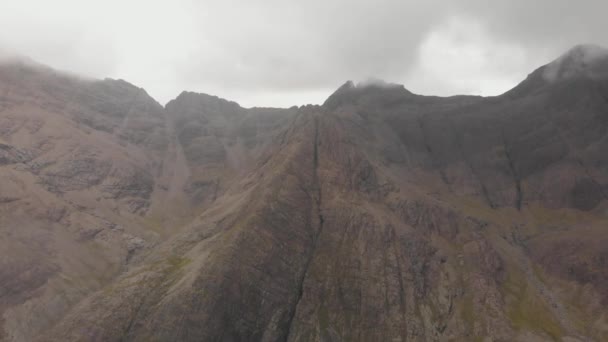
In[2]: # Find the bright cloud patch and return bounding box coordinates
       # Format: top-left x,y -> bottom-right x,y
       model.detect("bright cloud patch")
405,16 -> 540,96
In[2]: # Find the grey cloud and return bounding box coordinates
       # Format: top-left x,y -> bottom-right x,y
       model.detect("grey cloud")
453,0 -> 608,55
1,0 -> 608,107
177,0 -> 442,92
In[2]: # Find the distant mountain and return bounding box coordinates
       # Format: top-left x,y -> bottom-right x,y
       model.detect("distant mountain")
1,45 -> 608,342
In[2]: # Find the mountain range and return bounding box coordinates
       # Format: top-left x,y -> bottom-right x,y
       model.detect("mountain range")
1,44 -> 608,341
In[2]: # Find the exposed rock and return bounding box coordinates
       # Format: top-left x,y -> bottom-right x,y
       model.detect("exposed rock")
0,143 -> 33,165
1,46 -> 608,342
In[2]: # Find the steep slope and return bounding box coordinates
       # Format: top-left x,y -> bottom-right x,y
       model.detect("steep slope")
0,58 -> 174,341
0,58 -> 299,342
161,91 -> 296,212
1,46 -> 608,342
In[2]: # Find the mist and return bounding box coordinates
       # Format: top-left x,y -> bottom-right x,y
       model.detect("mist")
1,0 -> 608,106
543,44 -> 608,82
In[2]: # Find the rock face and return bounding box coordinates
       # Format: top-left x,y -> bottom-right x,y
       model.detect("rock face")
1,46 -> 608,342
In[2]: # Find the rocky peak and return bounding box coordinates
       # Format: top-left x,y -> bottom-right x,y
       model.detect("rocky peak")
504,44 -> 608,98
542,44 -> 608,82
323,78 -> 412,110
166,91 -> 244,121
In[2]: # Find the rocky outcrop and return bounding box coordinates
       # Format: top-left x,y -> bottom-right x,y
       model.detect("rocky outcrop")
0,143 -> 33,165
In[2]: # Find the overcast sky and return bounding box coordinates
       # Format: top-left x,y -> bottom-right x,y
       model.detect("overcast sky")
1,0 -> 607,107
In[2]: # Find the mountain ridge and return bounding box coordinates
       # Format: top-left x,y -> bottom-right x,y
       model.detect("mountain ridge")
1,45 -> 608,341
7,44 -> 608,110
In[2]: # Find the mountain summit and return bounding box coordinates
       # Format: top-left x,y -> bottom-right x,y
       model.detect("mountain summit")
543,44 -> 608,81
1,45 -> 608,342
506,44 -> 608,98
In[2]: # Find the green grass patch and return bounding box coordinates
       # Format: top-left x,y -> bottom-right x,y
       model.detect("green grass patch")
166,255 -> 192,272
502,267 -> 563,340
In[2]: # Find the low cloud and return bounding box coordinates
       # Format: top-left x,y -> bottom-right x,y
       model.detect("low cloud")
543,44 -> 608,82
1,0 -> 607,107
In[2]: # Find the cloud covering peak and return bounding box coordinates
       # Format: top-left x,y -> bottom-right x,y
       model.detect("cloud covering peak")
1,0 -> 608,107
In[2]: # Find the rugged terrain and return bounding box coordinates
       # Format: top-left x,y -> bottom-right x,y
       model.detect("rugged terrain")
1,45 -> 608,341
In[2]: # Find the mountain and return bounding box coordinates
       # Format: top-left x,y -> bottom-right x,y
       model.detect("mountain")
1,46 -> 608,342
